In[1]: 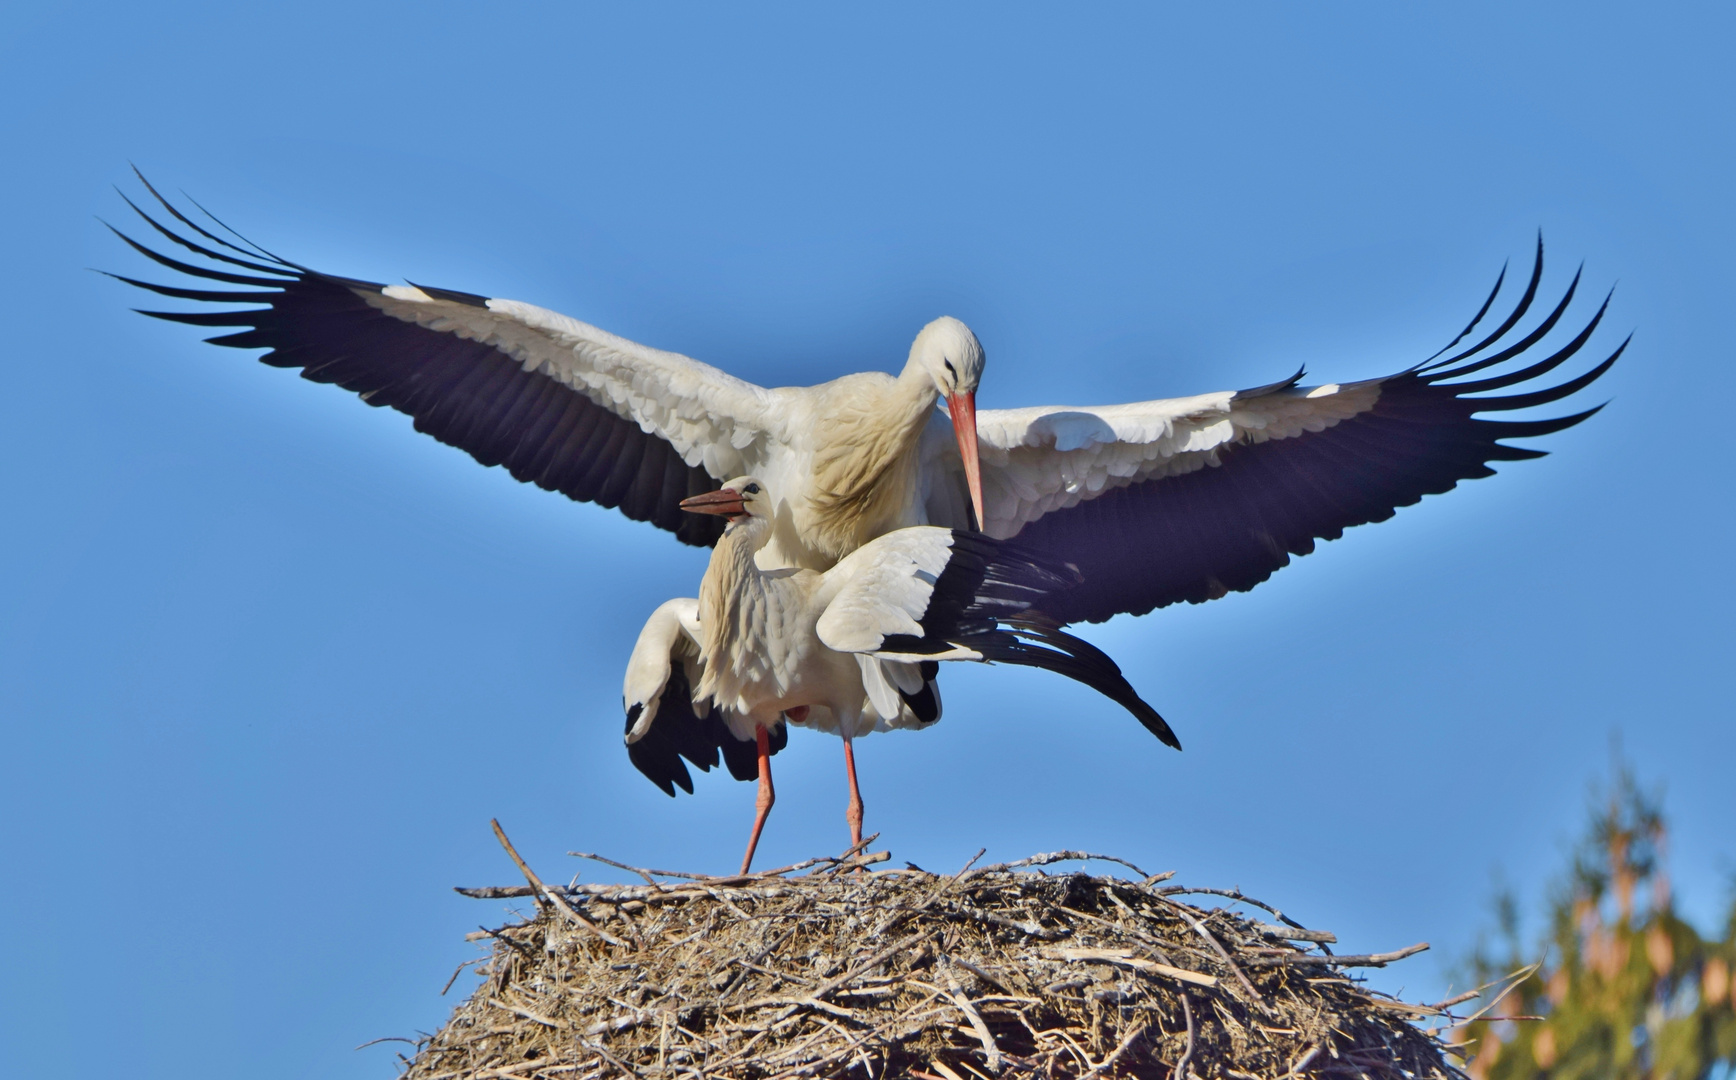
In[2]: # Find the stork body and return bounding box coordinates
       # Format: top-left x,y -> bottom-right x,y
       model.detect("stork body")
622,478 -> 1175,872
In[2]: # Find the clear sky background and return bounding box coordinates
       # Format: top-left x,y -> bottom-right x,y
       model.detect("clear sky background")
2,4 -> 1731,1077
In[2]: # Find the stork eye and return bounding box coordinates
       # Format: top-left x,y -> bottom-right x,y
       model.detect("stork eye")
744,483 -> 761,495
943,359 -> 956,379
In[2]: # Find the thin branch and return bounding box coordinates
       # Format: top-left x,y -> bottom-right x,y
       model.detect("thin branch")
567,852 -> 674,884
1156,885 -> 1327,949
1429,988 -> 1482,1011
355,1035 -> 420,1050
976,850 -> 1151,879
1244,943 -> 1429,969
1253,923 -> 1337,944
491,819 -> 626,948
1168,998 -> 1195,1080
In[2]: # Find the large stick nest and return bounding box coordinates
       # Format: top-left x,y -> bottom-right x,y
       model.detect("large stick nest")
401,842 -> 1474,1080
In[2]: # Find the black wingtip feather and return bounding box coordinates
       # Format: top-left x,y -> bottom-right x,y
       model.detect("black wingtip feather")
1488,402 -> 1607,440
117,191 -> 290,279
970,624 -> 1180,749
130,166 -> 297,268
105,221 -> 290,287
1426,266 -> 1585,384
181,192 -> 295,266
1428,270 -> 1596,386
1468,346 -> 1623,414
624,660 -> 779,797
1419,235 -> 1546,374
1416,258 -> 1507,367
135,307 -> 276,328
99,271 -> 282,304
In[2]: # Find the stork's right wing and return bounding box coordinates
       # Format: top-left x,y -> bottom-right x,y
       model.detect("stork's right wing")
109,175 -> 788,547
622,599 -> 783,796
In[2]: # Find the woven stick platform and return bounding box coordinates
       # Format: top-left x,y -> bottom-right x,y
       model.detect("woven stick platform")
398,827 -> 1474,1080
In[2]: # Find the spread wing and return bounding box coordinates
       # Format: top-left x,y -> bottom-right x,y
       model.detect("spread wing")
621,599 -> 783,796
925,238 -> 1623,623
108,176 -> 788,547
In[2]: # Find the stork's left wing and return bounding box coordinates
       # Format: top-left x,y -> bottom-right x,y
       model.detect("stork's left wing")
107,177 -> 788,548
925,239 -> 1623,624
816,529 -> 1179,747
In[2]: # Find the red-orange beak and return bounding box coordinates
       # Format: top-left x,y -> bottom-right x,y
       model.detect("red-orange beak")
679,487 -> 747,518
946,391 -> 985,531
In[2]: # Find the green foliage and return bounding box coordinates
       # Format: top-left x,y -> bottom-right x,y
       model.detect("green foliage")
1454,759 -> 1735,1080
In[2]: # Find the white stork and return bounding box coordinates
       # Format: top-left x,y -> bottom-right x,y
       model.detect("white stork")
110,176 -> 1623,630
621,477 -> 1176,873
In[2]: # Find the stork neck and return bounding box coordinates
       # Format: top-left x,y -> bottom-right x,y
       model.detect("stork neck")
804,369 -> 936,561
722,513 -> 773,556
705,516 -> 774,602
895,353 -> 943,410
698,514 -> 777,669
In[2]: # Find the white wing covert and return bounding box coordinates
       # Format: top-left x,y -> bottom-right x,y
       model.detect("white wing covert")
622,599 -> 705,745
367,290 -> 785,484
813,527 -> 958,655
958,383 -> 1378,539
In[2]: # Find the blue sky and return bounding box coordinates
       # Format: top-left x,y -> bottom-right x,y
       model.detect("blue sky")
2,4 -> 1731,1076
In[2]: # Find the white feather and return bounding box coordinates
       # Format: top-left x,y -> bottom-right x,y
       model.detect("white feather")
813,528 -> 957,653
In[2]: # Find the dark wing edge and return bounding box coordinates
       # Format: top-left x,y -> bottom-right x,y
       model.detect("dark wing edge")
972,623 -> 1180,749
896,660 -> 943,726
1013,236 -> 1625,625
880,532 -> 1179,749
624,658 -> 785,797
106,175 -> 725,547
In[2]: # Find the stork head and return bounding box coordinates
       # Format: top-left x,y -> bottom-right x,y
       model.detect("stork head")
910,316 -> 987,530
911,316 -> 986,398
679,476 -> 771,527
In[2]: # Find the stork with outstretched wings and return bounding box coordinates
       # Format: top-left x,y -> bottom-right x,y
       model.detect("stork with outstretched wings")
109,176 -> 1620,630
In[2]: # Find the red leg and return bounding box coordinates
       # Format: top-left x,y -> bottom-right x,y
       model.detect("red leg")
842,735 -> 865,849
739,725 -> 775,875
